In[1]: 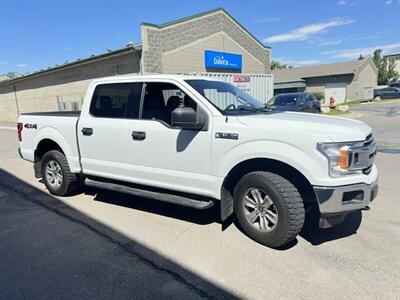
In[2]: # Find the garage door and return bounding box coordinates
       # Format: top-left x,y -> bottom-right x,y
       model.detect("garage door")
325,83 -> 346,103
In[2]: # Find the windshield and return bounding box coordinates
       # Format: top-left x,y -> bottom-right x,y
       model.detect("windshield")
267,94 -> 302,106
185,79 -> 265,114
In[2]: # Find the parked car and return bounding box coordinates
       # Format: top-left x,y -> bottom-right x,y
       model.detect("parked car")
17,75 -> 378,248
373,87 -> 400,100
266,92 -> 321,113
389,81 -> 400,88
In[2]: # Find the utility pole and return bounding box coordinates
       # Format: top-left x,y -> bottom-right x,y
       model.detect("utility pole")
13,85 -> 20,116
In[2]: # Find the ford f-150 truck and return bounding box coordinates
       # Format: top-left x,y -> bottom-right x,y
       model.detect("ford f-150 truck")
17,75 -> 378,248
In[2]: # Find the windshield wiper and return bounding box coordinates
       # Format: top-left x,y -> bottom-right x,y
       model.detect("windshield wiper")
257,106 -> 275,112
236,105 -> 258,111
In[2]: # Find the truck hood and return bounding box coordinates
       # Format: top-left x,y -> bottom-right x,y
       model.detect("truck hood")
236,111 -> 371,142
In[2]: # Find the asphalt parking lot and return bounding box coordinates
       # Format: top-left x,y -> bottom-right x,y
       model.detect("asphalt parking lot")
0,102 -> 399,299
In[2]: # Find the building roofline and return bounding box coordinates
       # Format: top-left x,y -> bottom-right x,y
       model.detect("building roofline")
383,53 -> 400,57
0,45 -> 141,87
141,7 -> 271,50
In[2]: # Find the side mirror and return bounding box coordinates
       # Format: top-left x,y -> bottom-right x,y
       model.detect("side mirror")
171,107 -> 204,130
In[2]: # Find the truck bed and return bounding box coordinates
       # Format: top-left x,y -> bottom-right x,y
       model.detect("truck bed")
21,111 -> 81,117
18,112 -> 81,173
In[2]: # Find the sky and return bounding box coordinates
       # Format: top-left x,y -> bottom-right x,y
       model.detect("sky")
0,0 -> 399,74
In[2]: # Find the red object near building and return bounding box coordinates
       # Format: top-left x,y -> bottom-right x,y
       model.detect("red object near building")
329,96 -> 336,108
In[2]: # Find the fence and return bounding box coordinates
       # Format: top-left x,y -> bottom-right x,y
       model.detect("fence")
189,72 -> 274,104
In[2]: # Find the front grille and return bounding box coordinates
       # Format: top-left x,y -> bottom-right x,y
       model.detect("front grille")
364,133 -> 373,147
362,134 -> 375,174
363,165 -> 373,175
349,133 -> 376,174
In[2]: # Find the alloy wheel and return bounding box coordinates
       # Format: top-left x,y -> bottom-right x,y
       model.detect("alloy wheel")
243,188 -> 279,232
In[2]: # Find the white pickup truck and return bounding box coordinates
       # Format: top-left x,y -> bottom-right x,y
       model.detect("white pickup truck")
17,75 -> 378,248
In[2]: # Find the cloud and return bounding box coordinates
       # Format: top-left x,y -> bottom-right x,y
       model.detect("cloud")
322,42 -> 400,59
263,18 -> 354,43
0,61 -> 8,65
254,17 -> 281,23
357,30 -> 391,40
337,0 -> 362,6
318,39 -> 343,46
385,0 -> 393,4
275,57 -> 321,67
16,64 -> 28,67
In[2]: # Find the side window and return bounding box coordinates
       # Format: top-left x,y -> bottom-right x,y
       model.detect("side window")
90,83 -> 142,118
142,82 -> 197,124
305,94 -> 313,102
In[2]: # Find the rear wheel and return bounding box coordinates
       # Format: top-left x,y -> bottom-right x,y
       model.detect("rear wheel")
41,150 -> 79,196
374,95 -> 382,101
233,171 -> 305,248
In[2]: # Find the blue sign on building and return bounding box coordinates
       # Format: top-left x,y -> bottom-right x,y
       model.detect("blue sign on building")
204,50 -> 242,70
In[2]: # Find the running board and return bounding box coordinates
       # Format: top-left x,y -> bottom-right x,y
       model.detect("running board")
84,178 -> 214,210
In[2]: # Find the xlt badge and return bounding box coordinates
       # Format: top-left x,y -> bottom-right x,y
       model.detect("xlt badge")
215,132 -> 239,140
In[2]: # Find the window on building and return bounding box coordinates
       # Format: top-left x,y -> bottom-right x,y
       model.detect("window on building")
141,82 -> 196,125
90,83 -> 142,118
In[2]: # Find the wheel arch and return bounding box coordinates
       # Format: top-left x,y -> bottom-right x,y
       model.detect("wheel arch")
220,157 -> 317,221
33,138 -> 66,178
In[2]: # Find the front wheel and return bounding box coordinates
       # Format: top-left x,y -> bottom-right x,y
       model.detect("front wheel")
233,171 -> 305,248
41,150 -> 79,196
374,95 -> 382,101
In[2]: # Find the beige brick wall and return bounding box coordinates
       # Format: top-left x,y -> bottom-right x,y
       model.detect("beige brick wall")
0,52 -> 140,122
142,10 -> 270,74
162,32 -> 265,74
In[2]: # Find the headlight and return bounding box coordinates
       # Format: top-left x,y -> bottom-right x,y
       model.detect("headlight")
317,141 -> 364,177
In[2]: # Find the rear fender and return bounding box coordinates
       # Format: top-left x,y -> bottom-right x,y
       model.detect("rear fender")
33,126 -> 81,173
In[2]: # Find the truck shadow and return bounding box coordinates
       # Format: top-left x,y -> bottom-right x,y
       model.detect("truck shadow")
90,188 -> 222,226
91,188 -> 363,248
299,210 -> 362,246
0,168 -> 237,299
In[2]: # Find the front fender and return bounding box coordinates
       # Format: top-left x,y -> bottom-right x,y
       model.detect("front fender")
215,140 -> 325,187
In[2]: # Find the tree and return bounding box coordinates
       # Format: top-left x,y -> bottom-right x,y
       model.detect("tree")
372,49 -> 399,85
358,54 -> 364,60
385,57 -> 399,83
271,60 -> 288,70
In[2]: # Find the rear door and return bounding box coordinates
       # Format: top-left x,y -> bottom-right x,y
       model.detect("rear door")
78,82 -> 142,180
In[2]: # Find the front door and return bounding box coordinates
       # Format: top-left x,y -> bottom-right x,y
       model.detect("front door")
127,81 -> 213,196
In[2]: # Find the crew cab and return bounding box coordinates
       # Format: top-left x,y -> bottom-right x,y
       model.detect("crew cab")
17,75 -> 379,248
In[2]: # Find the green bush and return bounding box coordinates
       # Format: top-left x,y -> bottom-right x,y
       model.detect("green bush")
313,91 -> 325,100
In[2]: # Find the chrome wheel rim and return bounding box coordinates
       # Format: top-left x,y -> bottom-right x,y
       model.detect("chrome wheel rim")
243,188 -> 278,232
45,160 -> 63,188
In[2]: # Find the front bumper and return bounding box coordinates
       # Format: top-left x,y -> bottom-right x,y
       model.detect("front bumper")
313,180 -> 378,228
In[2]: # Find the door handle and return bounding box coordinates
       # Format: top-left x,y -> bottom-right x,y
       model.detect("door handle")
81,127 -> 93,136
131,131 -> 146,141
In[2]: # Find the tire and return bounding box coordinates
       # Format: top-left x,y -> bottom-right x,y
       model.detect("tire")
233,171 -> 305,248
41,150 -> 79,196
374,95 -> 382,101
